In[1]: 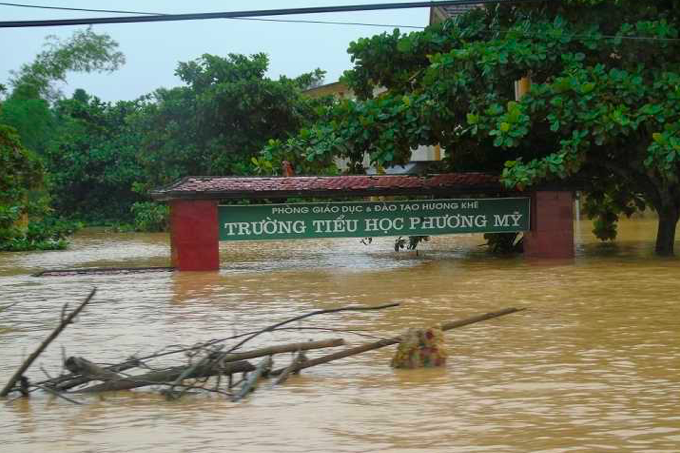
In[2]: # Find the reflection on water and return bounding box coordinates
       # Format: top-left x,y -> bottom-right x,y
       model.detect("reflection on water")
1,218 -> 679,453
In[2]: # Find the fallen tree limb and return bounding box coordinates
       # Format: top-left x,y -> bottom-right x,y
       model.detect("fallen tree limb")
231,356 -> 272,402
44,336 -> 342,393
64,357 -> 124,381
74,360 -> 255,393
224,303 -> 399,355
271,307 -> 525,376
166,303 -> 399,399
52,359 -> 140,391
32,384 -> 84,405
216,338 -> 344,363
1,288 -> 97,397
271,351 -> 307,388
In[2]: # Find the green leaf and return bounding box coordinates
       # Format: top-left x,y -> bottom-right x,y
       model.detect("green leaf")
396,38 -> 413,53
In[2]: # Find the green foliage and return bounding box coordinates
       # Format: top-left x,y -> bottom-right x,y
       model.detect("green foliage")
0,124 -> 44,206
131,202 -> 169,232
0,217 -> 81,252
1,29 -> 136,226
0,125 -> 78,251
44,90 -> 146,222
135,53 -> 329,190
0,98 -> 54,154
9,27 -> 125,101
273,1 -> 680,254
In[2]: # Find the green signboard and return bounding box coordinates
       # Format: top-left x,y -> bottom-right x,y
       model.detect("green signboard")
219,198 -> 530,241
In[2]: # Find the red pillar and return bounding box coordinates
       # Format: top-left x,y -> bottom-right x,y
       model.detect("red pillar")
170,200 -> 220,271
524,191 -> 575,259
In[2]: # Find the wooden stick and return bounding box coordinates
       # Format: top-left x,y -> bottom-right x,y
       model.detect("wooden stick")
271,351 -> 307,388
217,338 -> 344,363
224,303 -> 399,355
231,356 -> 272,402
0,288 -> 97,397
32,384 -> 84,405
270,307 -> 525,376
64,357 -> 124,381
54,359 -> 140,391
75,360 -> 255,393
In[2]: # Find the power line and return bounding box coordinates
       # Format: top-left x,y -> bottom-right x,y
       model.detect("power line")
0,2 -> 426,29
0,0 -> 537,28
0,2 -> 159,15
238,17 -> 425,29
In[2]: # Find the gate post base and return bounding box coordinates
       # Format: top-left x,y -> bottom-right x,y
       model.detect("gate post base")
524,191 -> 574,259
170,200 -> 219,271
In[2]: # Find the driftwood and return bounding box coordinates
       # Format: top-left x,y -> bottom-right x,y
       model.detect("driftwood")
14,299 -> 524,403
54,359 -> 140,391
65,357 -> 124,381
166,303 -> 399,399
55,339 -> 344,394
0,288 -> 97,397
271,307 -> 524,376
216,338 -> 344,363
231,356 -> 273,402
271,351 -> 307,388
75,360 -> 255,393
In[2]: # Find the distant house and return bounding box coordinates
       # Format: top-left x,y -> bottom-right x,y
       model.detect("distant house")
429,4 -> 481,24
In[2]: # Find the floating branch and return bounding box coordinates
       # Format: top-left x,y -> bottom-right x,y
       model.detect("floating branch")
271,307 -> 524,376
231,356 -> 273,402
166,303 -> 399,399
75,360 -> 255,393
1,288 -> 97,398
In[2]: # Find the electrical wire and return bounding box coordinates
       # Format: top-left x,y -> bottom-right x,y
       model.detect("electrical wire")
0,2 -> 159,15
0,0 -> 538,28
0,1 -> 426,28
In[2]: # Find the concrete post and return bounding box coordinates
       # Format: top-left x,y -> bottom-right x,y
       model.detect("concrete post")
169,200 -> 220,271
523,191 -> 575,259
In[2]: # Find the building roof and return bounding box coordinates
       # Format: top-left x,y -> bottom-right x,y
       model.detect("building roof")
150,173 -> 504,201
430,4 -> 481,24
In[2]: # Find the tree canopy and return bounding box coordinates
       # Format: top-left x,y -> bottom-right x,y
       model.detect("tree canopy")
135,53 -> 329,191
8,27 -> 124,102
265,0 -> 680,255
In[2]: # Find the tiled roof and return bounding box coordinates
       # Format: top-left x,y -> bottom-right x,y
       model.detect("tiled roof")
150,173 -> 504,201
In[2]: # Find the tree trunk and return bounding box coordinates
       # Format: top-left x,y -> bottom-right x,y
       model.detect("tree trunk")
655,205 -> 679,256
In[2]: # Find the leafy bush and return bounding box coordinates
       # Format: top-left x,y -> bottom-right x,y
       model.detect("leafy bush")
0,125 -> 79,251
131,202 -> 169,232
0,217 -> 81,252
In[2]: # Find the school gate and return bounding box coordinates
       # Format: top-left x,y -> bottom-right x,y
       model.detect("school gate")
150,173 -> 574,271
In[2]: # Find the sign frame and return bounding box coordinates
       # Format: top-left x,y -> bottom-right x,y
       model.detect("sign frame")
218,197 -> 530,242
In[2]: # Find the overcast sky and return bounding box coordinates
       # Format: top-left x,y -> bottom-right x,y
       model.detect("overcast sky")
0,1 -> 430,101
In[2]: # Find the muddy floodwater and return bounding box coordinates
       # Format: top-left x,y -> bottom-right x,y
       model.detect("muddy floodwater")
1,217 -> 679,453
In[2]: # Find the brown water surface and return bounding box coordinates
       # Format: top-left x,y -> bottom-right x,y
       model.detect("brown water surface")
1,219 -> 679,453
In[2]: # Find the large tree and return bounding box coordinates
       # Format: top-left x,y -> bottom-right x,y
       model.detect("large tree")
0,27 -> 125,155
44,89 -> 146,221
266,0 -> 680,255
135,53 -> 329,191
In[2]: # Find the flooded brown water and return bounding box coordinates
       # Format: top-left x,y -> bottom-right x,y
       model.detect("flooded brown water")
1,218 -> 679,453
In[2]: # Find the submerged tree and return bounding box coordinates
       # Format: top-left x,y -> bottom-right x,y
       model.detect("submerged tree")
266,0 -> 680,255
